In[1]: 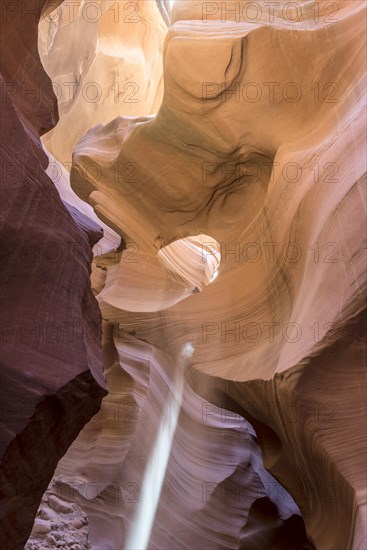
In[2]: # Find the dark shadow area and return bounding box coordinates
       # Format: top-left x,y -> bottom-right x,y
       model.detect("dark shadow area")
240,497 -> 315,550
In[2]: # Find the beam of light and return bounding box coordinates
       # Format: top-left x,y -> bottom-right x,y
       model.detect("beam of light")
124,344 -> 194,550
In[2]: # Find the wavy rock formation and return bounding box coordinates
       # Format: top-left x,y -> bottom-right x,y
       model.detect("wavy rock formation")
64,1 -> 366,549
0,1 -> 107,547
51,328 -> 313,549
38,0 -> 167,165
1,0 -> 365,549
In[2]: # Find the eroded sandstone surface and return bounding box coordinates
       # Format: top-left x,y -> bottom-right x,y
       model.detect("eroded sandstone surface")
0,1 -> 107,547
25,478 -> 91,550
0,0 -> 366,549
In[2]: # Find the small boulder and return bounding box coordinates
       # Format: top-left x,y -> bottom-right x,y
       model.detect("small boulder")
39,506 -> 58,521
46,534 -> 58,545
48,495 -> 74,514
33,519 -> 51,535
71,518 -> 83,530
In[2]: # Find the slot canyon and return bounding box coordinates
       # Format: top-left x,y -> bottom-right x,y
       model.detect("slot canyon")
0,1 -> 366,549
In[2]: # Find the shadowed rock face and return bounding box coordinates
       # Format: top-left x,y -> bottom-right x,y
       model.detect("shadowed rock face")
1,0 -> 366,549
62,1 -> 365,548
0,0 -> 59,144
0,1 -> 107,547
240,497 -> 315,550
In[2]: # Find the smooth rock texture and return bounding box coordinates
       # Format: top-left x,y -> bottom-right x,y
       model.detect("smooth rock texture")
0,0 -> 59,145
38,0 -> 167,165
65,1 -> 366,548
52,330 -> 312,549
0,1 -> 107,547
1,0 -> 365,549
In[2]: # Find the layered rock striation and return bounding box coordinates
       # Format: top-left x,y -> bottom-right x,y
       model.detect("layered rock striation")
66,1 -> 366,548
0,1 -> 365,549
0,1 -> 107,547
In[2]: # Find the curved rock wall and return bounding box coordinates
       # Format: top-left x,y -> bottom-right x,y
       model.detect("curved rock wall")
65,1 -> 366,548
52,328 -> 312,549
38,0 -> 167,165
0,1 -> 107,547
1,0 -> 365,549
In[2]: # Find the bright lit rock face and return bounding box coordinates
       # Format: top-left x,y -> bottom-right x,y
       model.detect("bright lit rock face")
38,0 -> 167,165
1,0 -> 366,549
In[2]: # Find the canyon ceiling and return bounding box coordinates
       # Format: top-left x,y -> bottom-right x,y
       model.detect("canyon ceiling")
0,1 -> 366,549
